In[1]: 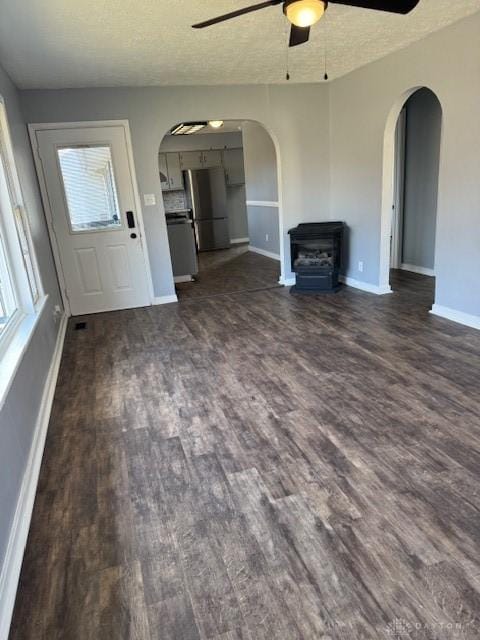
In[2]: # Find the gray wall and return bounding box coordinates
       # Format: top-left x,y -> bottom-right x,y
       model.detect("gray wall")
329,12 -> 480,315
227,185 -> 249,241
246,205 -> 280,257
402,88 -> 442,271
0,65 -> 62,579
243,121 -> 278,202
20,84 -> 331,287
160,130 -> 248,242
242,121 -> 280,256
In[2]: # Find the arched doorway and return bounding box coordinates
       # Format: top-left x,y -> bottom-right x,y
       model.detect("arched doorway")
380,87 -> 443,305
158,119 -> 283,300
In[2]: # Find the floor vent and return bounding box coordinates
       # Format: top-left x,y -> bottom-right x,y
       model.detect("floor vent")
74,321 -> 87,330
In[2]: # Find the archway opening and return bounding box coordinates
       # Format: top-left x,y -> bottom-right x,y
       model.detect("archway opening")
381,87 -> 442,307
158,119 -> 282,300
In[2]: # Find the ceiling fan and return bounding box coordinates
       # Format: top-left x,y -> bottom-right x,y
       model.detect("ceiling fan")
193,0 -> 421,47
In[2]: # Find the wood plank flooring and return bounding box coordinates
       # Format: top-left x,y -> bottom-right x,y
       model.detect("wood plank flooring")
10,269 -> 480,639
175,245 -> 280,300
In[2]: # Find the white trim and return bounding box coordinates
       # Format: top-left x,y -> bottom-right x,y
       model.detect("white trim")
339,275 -> 393,295
400,263 -> 435,277
430,304 -> 480,330
391,107 -> 406,270
279,276 -> 296,286
230,237 -> 249,245
246,200 -> 279,208
0,99 -> 44,309
0,296 -> 48,411
28,120 -> 155,313
248,245 -> 280,261
152,294 -> 178,305
0,312 -> 67,640
380,86 -> 442,302
173,275 -> 193,283
121,123 -> 155,304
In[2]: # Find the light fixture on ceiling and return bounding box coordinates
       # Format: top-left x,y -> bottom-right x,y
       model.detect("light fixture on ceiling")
170,122 -> 207,135
208,120 -> 224,129
193,1 -> 420,49
284,0 -> 326,28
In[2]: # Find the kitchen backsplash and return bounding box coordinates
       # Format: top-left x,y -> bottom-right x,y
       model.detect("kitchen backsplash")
163,189 -> 187,211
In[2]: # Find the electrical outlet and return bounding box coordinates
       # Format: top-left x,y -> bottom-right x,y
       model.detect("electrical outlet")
358,261 -> 364,273
265,234 -> 269,242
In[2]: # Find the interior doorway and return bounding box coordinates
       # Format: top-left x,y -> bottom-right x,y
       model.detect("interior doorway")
159,119 -> 281,300
388,88 -> 442,303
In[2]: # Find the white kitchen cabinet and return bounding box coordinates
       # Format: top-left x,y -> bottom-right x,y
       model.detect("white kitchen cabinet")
202,149 -> 222,168
158,153 -> 169,190
222,148 -> 245,185
166,152 -> 183,190
179,151 -> 204,170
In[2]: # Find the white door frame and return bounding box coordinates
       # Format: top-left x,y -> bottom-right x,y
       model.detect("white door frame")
29,120 -> 154,316
390,107 -> 406,270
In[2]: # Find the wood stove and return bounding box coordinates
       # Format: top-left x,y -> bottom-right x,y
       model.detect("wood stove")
288,222 -> 345,293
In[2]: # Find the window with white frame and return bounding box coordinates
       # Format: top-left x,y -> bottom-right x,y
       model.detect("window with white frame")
0,99 -> 41,343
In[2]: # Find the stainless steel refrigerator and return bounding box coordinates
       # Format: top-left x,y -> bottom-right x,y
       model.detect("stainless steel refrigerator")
185,167 -> 230,251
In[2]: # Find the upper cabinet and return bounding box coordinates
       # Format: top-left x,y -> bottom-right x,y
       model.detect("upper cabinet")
222,148 -> 245,186
179,150 -> 222,170
166,153 -> 183,190
179,151 -> 204,170
159,153 -> 169,190
161,148 -> 245,188
201,150 -> 222,168
159,152 -> 184,191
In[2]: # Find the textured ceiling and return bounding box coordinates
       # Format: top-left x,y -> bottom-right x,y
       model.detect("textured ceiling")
0,0 -> 479,88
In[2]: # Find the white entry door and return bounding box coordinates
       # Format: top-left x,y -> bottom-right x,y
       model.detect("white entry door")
36,124 -> 151,315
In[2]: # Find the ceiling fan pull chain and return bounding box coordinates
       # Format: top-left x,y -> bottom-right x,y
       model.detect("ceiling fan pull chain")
323,15 -> 329,80
285,35 -> 290,80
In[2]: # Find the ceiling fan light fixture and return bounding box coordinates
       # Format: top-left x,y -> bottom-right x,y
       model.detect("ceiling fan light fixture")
208,120 -> 224,129
285,0 -> 326,28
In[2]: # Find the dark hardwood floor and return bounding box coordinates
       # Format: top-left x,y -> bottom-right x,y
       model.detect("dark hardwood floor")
10,270 -> 480,639
175,244 -> 280,300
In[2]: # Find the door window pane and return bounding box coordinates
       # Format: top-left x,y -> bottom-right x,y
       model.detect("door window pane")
57,145 -> 121,232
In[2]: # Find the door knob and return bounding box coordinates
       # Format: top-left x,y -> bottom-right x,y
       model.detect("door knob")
130,233 -> 137,239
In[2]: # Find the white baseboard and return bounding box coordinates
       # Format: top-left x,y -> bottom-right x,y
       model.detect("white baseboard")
339,275 -> 392,295
152,294 -> 178,305
401,263 -> 435,277
430,304 -> 480,330
0,313 -> 67,640
173,275 -> 193,283
278,274 -> 392,294
248,245 -> 281,262
230,237 -> 249,245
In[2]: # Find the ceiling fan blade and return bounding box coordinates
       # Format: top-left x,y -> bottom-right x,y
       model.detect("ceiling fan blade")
289,24 -> 310,47
192,0 -> 282,29
329,0 -> 420,14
